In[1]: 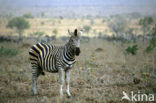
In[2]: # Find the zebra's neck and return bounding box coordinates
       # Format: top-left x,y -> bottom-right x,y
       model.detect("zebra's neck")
64,43 -> 75,61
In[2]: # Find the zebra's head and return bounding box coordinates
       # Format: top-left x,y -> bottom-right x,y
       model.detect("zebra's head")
68,29 -> 82,56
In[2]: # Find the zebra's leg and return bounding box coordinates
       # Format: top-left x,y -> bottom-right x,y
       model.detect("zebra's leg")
32,68 -> 39,96
58,68 -> 64,97
65,69 -> 71,98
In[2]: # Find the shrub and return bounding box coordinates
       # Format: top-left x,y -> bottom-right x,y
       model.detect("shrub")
83,25 -> 91,34
125,44 -> 138,55
90,19 -> 94,25
23,13 -> 33,19
7,17 -> 30,40
0,46 -> 19,57
152,24 -> 156,36
98,32 -> 102,37
53,29 -> 58,35
33,32 -> 44,37
41,12 -> 45,18
146,39 -> 156,52
108,15 -> 128,36
59,16 -> 63,19
139,17 -> 154,35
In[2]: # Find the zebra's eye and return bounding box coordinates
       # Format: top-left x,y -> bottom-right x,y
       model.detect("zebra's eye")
71,39 -> 74,42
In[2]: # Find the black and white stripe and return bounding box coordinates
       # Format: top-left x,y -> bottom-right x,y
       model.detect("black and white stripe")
29,42 -> 75,73
29,29 -> 82,98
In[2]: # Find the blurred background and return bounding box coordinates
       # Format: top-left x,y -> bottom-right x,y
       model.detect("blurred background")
0,0 -> 156,103
0,0 -> 156,38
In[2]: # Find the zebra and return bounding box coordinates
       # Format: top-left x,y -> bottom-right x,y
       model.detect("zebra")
29,29 -> 82,98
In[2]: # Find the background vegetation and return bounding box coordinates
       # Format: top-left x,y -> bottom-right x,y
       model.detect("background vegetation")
0,0 -> 156,103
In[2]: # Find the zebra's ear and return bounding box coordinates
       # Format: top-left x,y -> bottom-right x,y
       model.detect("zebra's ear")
68,29 -> 72,35
74,29 -> 77,36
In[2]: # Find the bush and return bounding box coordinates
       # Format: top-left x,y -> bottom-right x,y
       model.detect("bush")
146,39 -> 156,52
98,32 -> 102,37
0,46 -> 19,57
33,32 -> 44,37
152,24 -> 156,36
7,17 -> 30,40
83,25 -> 91,34
125,44 -> 138,55
53,29 -> 58,35
90,19 -> 94,25
139,17 -> 154,35
41,12 -> 45,18
59,16 -> 63,19
108,15 -> 128,36
23,13 -> 33,19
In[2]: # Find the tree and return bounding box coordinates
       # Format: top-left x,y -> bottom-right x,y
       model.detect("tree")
41,12 -> 45,18
83,25 -> 91,34
139,17 -> 154,35
7,17 -> 30,40
108,15 -> 128,36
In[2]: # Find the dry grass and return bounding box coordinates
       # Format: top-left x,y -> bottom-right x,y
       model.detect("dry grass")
0,17 -> 146,38
0,18 -> 110,37
0,39 -> 155,103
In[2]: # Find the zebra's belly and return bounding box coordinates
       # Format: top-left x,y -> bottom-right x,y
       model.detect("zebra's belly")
41,62 -> 59,73
43,66 -> 58,73
43,64 -> 73,72
41,59 -> 75,72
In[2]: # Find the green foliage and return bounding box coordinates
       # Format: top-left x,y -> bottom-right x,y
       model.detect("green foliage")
125,44 -> 138,55
7,17 -> 30,35
0,46 -> 19,57
146,39 -> 156,52
98,32 -> 102,37
139,17 -> 154,34
53,29 -> 58,35
83,25 -> 91,33
139,17 -> 153,26
33,32 -> 44,37
23,13 -> 33,18
152,24 -> 156,36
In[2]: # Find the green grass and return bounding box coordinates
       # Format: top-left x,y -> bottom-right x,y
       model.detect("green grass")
0,46 -> 19,57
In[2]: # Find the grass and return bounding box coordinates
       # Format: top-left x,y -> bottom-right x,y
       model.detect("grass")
0,39 -> 155,103
0,46 -> 19,57
146,38 -> 156,53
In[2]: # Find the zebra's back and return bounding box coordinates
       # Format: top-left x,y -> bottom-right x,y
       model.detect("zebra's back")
29,42 -> 60,73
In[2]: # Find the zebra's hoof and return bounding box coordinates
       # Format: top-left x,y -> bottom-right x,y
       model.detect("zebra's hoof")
67,95 -> 72,98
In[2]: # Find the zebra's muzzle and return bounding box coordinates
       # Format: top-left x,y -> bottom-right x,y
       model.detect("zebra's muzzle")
75,47 -> 80,56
